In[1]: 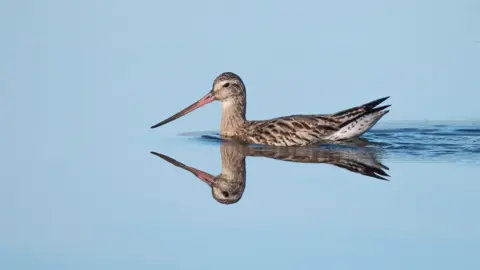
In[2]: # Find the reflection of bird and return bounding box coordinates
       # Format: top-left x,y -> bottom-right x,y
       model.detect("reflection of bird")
151,142 -> 390,205
151,72 -> 391,146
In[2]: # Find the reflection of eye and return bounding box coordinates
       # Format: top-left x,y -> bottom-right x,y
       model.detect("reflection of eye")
223,83 -> 230,87
222,191 -> 229,197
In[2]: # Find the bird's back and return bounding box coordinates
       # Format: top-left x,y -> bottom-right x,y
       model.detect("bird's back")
233,97 -> 391,146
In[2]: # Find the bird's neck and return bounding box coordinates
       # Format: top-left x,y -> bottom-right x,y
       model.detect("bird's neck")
220,97 -> 246,137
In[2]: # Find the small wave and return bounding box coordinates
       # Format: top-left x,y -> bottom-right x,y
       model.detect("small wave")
178,123 -> 480,164
200,135 -> 224,142
455,129 -> 480,133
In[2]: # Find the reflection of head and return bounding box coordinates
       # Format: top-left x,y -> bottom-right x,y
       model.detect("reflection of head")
211,175 -> 245,204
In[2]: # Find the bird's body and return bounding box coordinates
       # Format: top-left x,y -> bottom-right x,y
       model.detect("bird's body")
151,72 -> 390,146
221,98 -> 389,146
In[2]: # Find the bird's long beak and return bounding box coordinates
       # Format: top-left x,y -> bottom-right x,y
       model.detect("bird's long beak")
150,91 -> 216,129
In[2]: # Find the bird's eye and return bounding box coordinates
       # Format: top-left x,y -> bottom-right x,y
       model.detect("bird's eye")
222,191 -> 229,197
223,83 -> 230,87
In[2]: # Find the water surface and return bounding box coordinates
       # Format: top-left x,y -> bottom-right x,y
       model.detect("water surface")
2,122 -> 479,269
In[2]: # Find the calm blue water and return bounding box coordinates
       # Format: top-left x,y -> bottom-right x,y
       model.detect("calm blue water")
1,122 -> 479,269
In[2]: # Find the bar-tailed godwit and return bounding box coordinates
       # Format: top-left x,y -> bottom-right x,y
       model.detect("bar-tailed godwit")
151,72 -> 390,146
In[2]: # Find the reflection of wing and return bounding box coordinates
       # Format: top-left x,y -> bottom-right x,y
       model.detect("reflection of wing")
150,152 -> 215,186
244,145 -> 390,180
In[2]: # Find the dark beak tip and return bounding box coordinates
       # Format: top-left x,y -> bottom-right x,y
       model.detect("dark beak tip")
150,122 -> 163,129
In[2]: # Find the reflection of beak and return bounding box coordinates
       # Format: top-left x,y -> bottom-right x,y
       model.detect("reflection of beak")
150,151 -> 215,186
150,91 -> 216,129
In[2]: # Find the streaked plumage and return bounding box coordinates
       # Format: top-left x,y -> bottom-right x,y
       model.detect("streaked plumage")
151,141 -> 390,204
151,72 -> 391,146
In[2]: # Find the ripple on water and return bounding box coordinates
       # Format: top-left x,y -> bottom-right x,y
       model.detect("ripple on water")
180,123 -> 480,164
455,128 -> 480,133
366,123 -> 480,163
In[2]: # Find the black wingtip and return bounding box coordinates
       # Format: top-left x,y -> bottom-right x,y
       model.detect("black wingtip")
371,104 -> 392,113
364,96 -> 390,109
378,96 -> 390,103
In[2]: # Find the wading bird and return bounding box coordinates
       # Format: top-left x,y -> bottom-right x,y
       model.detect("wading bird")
151,72 -> 390,146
